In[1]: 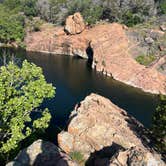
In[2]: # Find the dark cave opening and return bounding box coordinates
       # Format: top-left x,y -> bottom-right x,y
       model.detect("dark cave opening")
86,44 -> 94,67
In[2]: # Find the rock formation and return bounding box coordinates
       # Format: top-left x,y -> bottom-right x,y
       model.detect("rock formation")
64,12 -> 85,35
58,93 -> 164,165
6,139 -> 77,166
25,15 -> 166,95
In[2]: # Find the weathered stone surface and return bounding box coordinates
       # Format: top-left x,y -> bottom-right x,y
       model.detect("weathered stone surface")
65,12 -> 85,35
160,25 -> 166,31
109,146 -> 163,166
6,139 -> 77,166
25,22 -> 166,95
58,93 -> 164,165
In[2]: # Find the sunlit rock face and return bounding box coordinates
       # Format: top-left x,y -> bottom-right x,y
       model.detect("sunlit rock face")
58,93 -> 164,165
64,12 -> 86,35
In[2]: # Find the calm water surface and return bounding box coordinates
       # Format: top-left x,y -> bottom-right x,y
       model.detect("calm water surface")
0,49 -> 159,141
26,53 -> 158,127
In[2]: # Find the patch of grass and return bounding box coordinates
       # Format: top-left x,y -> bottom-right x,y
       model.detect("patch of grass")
69,151 -> 85,164
135,55 -> 156,66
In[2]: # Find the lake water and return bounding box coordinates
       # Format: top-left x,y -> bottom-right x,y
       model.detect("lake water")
0,49 -> 159,141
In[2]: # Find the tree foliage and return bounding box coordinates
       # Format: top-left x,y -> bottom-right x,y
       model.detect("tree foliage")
152,95 -> 166,153
159,0 -> 166,14
0,6 -> 25,44
48,0 -> 67,24
0,60 -> 55,161
21,0 -> 38,16
67,0 -> 103,25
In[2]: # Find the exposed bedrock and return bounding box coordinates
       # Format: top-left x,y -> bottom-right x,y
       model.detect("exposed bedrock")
25,13 -> 166,95
58,93 -> 165,165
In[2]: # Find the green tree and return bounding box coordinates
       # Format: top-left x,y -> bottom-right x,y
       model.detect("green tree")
3,0 -> 21,10
0,60 -> 55,162
67,0 -> 103,25
160,0 -> 166,14
49,0 -> 67,24
152,95 -> 166,153
0,5 -> 25,44
21,0 -> 38,17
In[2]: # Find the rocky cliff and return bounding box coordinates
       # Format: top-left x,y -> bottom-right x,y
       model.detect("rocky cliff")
58,93 -> 164,165
25,14 -> 166,95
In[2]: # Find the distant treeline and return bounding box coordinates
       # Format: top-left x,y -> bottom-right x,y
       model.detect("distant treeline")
0,0 -> 165,44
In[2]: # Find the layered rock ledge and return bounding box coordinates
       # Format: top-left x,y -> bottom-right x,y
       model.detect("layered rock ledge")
58,93 -> 164,165
25,21 -> 166,95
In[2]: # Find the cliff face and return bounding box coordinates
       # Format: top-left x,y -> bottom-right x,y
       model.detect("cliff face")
58,93 -> 164,165
25,20 -> 166,95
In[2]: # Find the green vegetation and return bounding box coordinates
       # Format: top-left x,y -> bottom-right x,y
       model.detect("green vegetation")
135,55 -> 156,66
0,0 -> 166,43
0,60 -> 55,162
0,0 -> 39,45
67,0 -> 103,25
69,151 -> 85,164
0,5 -> 25,44
159,0 -> 166,14
152,95 -> 166,154
21,0 -> 38,16
121,11 -> 143,27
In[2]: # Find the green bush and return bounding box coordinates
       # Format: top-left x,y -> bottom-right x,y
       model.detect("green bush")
67,0 -> 103,25
159,0 -> 166,14
135,55 -> 156,66
122,11 -> 143,27
0,5 -> 25,44
152,95 -> 166,154
69,151 -> 85,164
0,60 -> 55,163
3,0 -> 21,10
21,0 -> 38,17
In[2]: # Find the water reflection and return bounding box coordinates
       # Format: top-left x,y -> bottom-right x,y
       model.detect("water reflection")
26,52 -> 158,129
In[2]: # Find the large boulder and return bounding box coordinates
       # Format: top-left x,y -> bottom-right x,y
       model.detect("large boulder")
6,139 -> 77,166
58,93 -> 164,165
64,12 -> 86,35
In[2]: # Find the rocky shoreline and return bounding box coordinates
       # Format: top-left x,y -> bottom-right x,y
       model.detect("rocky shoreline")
58,93 -> 165,165
25,13 -> 166,95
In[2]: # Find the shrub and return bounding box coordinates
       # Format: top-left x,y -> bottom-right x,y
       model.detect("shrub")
67,0 -> 103,25
159,0 -> 166,14
135,55 -> 156,66
69,151 -> 85,164
3,0 -> 21,10
0,5 -> 25,44
21,0 -> 38,17
0,60 -> 55,162
152,95 -> 166,154
122,11 -> 143,27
